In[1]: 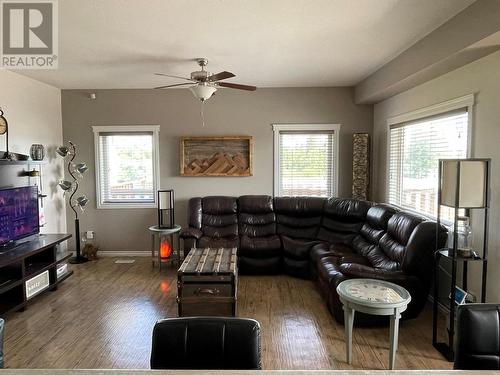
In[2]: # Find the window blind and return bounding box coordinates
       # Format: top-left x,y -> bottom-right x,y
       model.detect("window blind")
97,132 -> 155,204
388,109 -> 468,218
278,131 -> 335,197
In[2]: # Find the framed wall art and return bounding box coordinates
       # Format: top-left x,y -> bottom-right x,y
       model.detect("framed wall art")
180,136 -> 253,177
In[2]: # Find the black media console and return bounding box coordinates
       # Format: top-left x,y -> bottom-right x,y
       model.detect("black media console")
0,234 -> 73,317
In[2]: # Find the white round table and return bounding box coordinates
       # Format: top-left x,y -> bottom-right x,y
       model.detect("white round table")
336,278 -> 411,369
148,224 -> 182,270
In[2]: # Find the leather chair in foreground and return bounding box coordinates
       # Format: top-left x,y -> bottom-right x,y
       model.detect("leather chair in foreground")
454,304 -> 500,370
151,317 -> 261,369
0,318 -> 4,368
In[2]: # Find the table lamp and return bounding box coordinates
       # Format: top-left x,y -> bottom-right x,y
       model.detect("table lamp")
158,189 -> 175,229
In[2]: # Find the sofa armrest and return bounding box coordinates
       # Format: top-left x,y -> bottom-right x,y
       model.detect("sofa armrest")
340,254 -> 371,267
339,263 -> 410,283
180,227 -> 203,240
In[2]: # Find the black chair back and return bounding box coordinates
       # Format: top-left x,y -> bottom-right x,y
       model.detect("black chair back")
0,318 -> 4,368
151,317 -> 261,369
455,303 -> 500,370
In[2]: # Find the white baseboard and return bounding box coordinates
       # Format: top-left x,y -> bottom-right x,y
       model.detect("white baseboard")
95,251 -> 151,257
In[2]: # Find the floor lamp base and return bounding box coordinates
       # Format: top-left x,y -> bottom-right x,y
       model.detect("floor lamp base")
69,256 -> 89,264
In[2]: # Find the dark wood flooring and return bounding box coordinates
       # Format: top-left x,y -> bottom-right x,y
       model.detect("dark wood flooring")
3,257 -> 451,370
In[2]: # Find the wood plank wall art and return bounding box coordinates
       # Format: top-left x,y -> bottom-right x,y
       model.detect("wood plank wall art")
352,133 -> 370,200
180,136 -> 253,176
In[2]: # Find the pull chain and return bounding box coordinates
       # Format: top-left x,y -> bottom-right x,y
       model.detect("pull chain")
200,100 -> 205,127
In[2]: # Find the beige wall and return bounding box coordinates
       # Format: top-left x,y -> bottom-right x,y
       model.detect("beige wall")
0,70 -> 66,234
61,87 -> 372,252
373,50 -> 500,302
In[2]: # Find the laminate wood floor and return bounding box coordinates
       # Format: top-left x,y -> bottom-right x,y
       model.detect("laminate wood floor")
3,257 -> 452,370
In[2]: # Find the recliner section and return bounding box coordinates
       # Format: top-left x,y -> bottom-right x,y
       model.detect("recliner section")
238,195 -> 281,274
275,197 -> 325,278
180,195 -> 447,324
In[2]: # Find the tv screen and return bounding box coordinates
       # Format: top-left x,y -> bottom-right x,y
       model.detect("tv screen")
0,186 -> 39,247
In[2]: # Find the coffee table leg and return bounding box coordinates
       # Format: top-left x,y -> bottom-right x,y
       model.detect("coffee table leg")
389,310 -> 401,370
344,305 -> 355,364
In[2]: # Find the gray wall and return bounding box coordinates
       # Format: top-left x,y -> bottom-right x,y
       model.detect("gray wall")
0,70 -> 66,235
61,87 -> 372,252
372,50 -> 500,302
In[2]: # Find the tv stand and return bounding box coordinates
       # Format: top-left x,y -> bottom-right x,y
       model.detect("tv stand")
0,234 -> 73,317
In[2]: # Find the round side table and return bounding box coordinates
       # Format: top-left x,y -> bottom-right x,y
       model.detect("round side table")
148,224 -> 182,271
337,278 -> 411,370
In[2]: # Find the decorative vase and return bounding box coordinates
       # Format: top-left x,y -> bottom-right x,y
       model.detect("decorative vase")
30,144 -> 45,161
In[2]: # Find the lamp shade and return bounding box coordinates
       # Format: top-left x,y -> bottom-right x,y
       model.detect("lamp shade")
441,159 -> 487,208
190,84 -> 217,101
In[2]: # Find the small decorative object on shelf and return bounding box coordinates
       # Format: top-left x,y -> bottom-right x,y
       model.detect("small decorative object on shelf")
158,189 -> 175,229
433,158 -> 491,362
30,144 -> 45,161
56,141 -> 90,264
456,216 -> 472,258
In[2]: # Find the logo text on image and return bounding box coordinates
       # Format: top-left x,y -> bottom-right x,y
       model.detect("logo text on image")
1,0 -> 58,69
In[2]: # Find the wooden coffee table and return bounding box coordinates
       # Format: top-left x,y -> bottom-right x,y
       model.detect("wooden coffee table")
337,278 -> 411,369
177,247 -> 238,317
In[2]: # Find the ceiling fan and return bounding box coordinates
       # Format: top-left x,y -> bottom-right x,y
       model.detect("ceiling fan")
154,58 -> 257,101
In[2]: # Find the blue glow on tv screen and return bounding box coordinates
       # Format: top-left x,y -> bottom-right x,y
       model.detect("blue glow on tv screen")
0,186 -> 39,247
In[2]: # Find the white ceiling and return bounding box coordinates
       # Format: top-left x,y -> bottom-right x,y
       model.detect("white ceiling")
16,0 -> 476,89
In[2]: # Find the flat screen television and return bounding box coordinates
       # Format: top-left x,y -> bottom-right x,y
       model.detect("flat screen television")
0,186 -> 39,247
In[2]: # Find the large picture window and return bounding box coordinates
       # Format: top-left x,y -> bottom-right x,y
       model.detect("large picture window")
93,126 -> 160,209
388,105 -> 470,218
273,124 -> 340,197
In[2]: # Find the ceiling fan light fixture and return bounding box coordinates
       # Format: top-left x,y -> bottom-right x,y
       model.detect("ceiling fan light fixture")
190,84 -> 217,102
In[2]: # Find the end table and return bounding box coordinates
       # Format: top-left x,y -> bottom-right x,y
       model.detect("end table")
148,224 -> 182,270
337,278 -> 411,370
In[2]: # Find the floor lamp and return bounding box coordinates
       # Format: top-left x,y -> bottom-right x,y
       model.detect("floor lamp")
57,141 -> 89,264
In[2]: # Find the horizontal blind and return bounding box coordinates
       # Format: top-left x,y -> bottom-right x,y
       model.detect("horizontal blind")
98,132 -> 155,204
388,109 -> 468,218
279,131 -> 335,197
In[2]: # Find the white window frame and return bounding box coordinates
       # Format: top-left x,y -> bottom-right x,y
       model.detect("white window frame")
385,94 -> 474,219
92,125 -> 160,209
272,123 -> 341,197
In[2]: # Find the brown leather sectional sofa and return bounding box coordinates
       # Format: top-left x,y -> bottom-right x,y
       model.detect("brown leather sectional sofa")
180,195 -> 447,324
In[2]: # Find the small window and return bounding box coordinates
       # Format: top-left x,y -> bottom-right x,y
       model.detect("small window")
93,126 -> 160,209
273,124 -> 340,197
388,109 -> 469,219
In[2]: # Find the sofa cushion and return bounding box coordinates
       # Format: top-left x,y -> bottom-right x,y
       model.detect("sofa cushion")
198,236 -> 239,249
239,235 -> 281,258
282,236 -> 319,260
274,197 -> 325,239
238,195 -> 274,214
316,198 -> 372,245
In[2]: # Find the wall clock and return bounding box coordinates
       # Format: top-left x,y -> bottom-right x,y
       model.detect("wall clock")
0,109 -> 7,135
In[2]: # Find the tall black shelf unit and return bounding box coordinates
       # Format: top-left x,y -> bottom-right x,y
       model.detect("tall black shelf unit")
432,158 -> 490,362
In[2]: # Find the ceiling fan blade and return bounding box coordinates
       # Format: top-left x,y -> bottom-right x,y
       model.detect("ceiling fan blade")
207,71 -> 236,82
154,73 -> 195,82
218,82 -> 257,91
154,83 -> 194,89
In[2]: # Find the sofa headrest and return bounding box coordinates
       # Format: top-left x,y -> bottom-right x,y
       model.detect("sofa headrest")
366,205 -> 398,230
387,212 -> 424,246
274,197 -> 325,215
238,195 -> 273,214
202,196 -> 237,215
323,198 -> 372,221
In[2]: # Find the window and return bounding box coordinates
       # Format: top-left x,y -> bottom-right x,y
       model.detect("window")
387,96 -> 472,219
273,124 -> 340,197
93,126 -> 160,209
